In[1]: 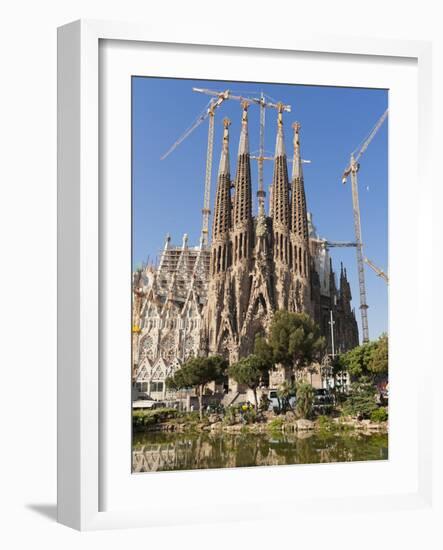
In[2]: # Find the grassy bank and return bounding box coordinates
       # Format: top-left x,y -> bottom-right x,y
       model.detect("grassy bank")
133,407 -> 388,435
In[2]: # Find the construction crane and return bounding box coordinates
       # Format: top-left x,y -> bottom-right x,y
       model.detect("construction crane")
341,108 -> 388,342
160,91 -> 231,248
364,257 -> 389,284
323,240 -> 357,249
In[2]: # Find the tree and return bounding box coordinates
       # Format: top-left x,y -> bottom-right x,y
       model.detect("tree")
368,334 -> 388,375
228,354 -> 269,409
342,376 -> 378,419
340,341 -> 376,379
268,311 -> 326,371
341,334 -> 389,380
166,355 -> 227,419
254,334 -> 273,365
295,381 -> 315,419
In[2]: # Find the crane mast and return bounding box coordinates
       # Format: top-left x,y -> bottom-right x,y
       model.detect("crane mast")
350,155 -> 370,342
201,106 -> 215,247
342,108 -> 388,343
257,92 -> 266,216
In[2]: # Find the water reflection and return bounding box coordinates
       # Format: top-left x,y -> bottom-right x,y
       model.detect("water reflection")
132,431 -> 388,473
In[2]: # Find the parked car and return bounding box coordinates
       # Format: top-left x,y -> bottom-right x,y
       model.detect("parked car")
313,388 -> 334,412
132,395 -> 165,409
267,389 -> 296,412
206,403 -> 224,414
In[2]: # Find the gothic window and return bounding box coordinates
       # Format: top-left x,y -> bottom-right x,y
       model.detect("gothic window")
219,331 -> 231,360
161,333 -> 176,362
184,335 -> 195,360
151,381 -> 164,393
135,382 -> 148,393
140,335 -> 154,361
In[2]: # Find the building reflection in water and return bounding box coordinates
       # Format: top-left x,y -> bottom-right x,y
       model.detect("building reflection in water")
132,432 -> 388,473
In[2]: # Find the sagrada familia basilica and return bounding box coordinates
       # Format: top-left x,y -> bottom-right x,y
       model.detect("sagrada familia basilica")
132,103 -> 359,399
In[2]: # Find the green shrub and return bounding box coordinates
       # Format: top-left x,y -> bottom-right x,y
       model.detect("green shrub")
243,408 -> 257,424
371,407 -> 388,422
223,406 -> 237,426
295,382 -> 315,419
317,415 -> 333,431
132,410 -> 156,429
267,418 -> 284,432
132,407 -> 178,428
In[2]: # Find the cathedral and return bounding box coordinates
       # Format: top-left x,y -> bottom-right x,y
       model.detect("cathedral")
132,103 -> 359,399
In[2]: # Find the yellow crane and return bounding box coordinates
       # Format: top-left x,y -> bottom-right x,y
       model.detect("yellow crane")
341,108 -> 388,342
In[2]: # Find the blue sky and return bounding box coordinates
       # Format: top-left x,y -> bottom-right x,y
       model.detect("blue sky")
132,77 -> 388,342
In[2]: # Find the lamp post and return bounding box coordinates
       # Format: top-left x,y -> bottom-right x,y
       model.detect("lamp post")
329,309 -> 336,359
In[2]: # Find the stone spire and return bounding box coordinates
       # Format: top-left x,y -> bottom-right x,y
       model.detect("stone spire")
232,102 -> 252,230
270,104 -> 291,310
210,118 -> 232,276
271,104 -> 290,229
340,263 -> 352,310
291,122 -> 309,240
157,233 -> 171,274
211,118 -> 232,243
218,118 -> 230,176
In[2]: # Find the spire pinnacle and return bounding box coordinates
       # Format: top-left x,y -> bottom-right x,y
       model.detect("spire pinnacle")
238,101 -> 249,155
271,103 -> 290,229
292,122 -> 302,179
275,103 -> 286,157
290,122 -> 309,240
218,118 -> 231,175
233,103 -> 252,229
212,119 -> 232,242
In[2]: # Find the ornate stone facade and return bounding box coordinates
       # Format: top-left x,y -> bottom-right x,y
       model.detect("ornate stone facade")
132,105 -> 358,397
132,234 -> 210,399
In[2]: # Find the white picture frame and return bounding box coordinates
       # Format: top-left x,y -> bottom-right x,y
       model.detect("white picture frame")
57,19 -> 435,531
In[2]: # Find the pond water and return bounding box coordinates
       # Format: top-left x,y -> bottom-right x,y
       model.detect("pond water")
132,431 -> 388,473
